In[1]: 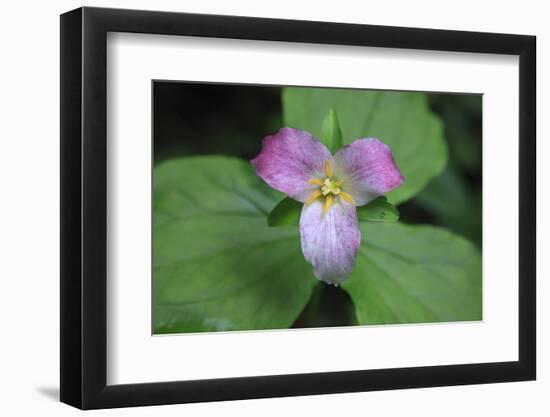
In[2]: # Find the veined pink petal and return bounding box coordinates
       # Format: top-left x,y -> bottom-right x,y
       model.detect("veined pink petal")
251,128 -> 332,202
333,138 -> 404,206
299,200 -> 361,285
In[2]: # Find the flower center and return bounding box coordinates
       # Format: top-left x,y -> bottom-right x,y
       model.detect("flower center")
305,160 -> 355,213
321,177 -> 341,196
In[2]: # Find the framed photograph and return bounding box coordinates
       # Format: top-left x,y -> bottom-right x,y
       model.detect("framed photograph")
60,6 -> 536,409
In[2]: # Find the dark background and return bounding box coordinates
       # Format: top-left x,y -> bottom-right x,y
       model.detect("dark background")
153,81 -> 482,328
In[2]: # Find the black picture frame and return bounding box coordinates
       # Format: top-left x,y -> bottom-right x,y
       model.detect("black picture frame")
60,6 -> 536,410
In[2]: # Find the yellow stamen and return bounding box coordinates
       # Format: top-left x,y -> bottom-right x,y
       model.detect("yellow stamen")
340,191 -> 355,205
324,160 -> 332,178
324,195 -> 333,213
307,178 -> 324,186
305,190 -> 322,205
321,179 -> 330,196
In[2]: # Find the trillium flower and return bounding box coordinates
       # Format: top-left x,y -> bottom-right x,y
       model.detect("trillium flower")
251,127 -> 404,285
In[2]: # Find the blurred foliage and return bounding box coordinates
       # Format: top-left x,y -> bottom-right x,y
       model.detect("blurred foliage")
154,82 -> 282,161
153,82 -> 482,332
414,95 -> 483,246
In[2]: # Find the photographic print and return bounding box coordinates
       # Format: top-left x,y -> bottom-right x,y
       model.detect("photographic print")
60,9 -> 536,407
152,82 -> 482,335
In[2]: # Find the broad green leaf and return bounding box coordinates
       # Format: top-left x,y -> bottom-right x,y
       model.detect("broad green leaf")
282,88 -> 448,204
268,196 -> 399,227
356,196 -> 399,222
153,156 -> 317,334
320,108 -> 344,153
343,222 -> 482,324
267,197 -> 302,227
154,156 -> 481,333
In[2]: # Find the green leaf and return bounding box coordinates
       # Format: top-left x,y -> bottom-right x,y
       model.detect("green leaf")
268,196 -> 399,227
154,156 -> 481,332
153,156 -> 317,334
282,87 -> 448,204
343,222 -> 482,324
356,196 -> 399,222
267,197 -> 302,227
320,108 -> 344,153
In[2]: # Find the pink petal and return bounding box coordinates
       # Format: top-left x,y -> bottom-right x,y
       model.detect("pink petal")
299,200 -> 361,285
251,128 -> 331,202
333,138 -> 404,206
